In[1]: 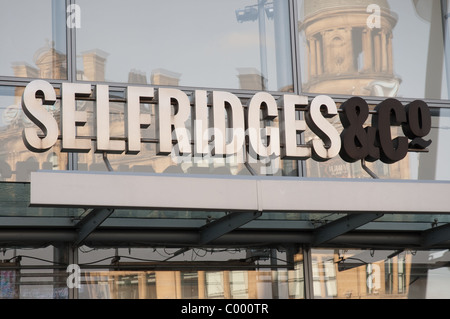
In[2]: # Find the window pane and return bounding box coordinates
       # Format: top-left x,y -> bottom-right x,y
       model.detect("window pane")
0,0 -> 67,79
0,86 -> 67,182
297,0 -> 448,100
74,89 -> 299,177
303,108 -> 450,181
75,0 -> 293,91
312,248 -> 450,299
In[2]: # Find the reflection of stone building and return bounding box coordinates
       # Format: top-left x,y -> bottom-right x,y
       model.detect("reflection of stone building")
80,49 -> 109,82
312,250 -> 411,299
12,41 -> 67,80
299,0 -> 410,179
300,0 -> 400,97
237,67 -> 266,91
0,42 -> 67,182
84,266 -> 304,299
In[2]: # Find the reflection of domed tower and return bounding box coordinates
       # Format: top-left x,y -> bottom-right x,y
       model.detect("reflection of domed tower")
33,46 -> 67,79
300,0 -> 400,96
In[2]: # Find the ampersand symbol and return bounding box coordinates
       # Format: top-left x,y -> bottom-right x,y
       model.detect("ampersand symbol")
339,97 -> 370,162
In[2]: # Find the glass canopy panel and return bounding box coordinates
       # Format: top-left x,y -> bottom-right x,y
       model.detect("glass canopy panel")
0,182 -> 79,217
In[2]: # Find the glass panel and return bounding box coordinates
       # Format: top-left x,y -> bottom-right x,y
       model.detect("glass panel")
312,248 -> 450,299
75,90 -> 298,177
230,271 -> 248,298
297,0 -> 448,100
0,0 -> 67,79
181,272 -> 198,299
303,107 -> 450,181
0,182 -> 79,217
76,247 -> 304,299
75,0 -> 293,91
0,246 -> 68,299
0,86 -> 67,182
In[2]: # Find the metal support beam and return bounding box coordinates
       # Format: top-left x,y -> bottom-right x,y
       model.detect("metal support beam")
73,208 -> 114,247
199,211 -> 262,244
313,213 -> 384,246
421,222 -> 450,248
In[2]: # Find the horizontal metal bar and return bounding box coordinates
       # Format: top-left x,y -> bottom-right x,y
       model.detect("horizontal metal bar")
0,216 -> 437,232
0,228 -> 428,249
421,223 -> 450,247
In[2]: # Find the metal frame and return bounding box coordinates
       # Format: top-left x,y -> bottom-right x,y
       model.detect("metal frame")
0,215 -> 449,249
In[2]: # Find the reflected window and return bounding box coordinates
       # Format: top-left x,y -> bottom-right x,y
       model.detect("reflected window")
75,0 -> 293,91
205,271 -> 225,299
0,0 -> 67,79
323,259 -> 337,297
298,0 -> 448,100
230,271 -> 248,298
398,255 -> 406,294
312,259 -> 322,297
181,272 -> 199,299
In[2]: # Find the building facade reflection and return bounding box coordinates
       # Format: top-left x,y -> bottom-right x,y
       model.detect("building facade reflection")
300,0 -> 400,97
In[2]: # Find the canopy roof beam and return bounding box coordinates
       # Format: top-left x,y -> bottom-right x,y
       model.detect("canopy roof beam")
421,223 -> 450,248
73,208 -> 115,247
199,211 -> 262,245
313,213 -> 384,246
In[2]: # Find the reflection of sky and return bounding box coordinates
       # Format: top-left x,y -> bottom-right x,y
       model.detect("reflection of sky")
76,0 -> 282,90
0,1 -> 61,75
389,1 -> 448,100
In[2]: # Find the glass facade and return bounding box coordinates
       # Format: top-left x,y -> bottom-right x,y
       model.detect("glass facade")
0,0 -> 449,300
0,0 -> 67,80
311,248 -> 450,299
75,0 -> 293,92
298,0 -> 448,100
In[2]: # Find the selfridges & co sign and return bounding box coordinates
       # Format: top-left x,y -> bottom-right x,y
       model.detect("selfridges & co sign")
21,80 -> 432,173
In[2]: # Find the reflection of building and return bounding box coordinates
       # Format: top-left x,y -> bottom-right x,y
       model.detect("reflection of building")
312,250 -> 411,299
299,0 -> 409,179
80,49 -> 109,82
237,67 -> 266,91
84,266 -> 304,299
12,41 -> 67,79
151,68 -> 181,86
2,41 -> 67,181
300,0 -> 400,97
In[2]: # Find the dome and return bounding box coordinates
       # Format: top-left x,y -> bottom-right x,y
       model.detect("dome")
303,0 -> 391,18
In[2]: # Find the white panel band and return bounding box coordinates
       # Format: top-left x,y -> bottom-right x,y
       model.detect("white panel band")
30,171 -> 450,214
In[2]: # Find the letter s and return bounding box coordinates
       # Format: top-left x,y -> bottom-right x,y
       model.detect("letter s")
305,95 -> 341,161
22,80 -> 59,152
